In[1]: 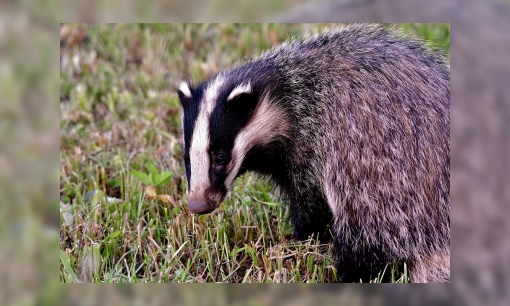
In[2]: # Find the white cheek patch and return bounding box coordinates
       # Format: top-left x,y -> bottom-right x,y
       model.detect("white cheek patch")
227,82 -> 252,101
178,81 -> 192,98
225,94 -> 291,187
188,76 -> 225,201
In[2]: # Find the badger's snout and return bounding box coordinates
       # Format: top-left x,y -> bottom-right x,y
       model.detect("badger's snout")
187,200 -> 215,214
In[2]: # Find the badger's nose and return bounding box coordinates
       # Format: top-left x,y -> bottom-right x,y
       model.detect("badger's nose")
188,200 -> 214,214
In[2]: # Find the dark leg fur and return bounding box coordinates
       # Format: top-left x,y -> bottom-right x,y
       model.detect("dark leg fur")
286,185 -> 389,282
289,206 -> 333,243
333,236 -> 390,283
286,187 -> 334,243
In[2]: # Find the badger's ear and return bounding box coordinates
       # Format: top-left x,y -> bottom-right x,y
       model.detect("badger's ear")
227,82 -> 252,102
226,82 -> 258,114
177,81 -> 193,107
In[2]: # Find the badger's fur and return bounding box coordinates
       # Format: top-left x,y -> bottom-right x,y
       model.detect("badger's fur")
177,25 -> 450,283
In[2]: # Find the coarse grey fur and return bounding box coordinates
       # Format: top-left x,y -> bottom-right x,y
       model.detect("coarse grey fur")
178,24 -> 450,283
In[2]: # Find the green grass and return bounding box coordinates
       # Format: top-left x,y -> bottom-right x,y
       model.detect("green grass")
60,23 -> 450,283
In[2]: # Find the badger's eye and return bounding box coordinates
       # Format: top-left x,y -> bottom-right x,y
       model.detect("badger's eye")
215,154 -> 226,165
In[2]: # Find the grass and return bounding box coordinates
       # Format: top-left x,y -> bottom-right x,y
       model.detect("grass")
60,23 -> 450,283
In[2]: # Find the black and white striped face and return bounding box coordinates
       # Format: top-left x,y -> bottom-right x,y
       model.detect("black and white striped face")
177,75 -> 260,214
178,74 -> 290,214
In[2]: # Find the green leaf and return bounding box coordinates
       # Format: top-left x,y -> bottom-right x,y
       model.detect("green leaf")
83,189 -> 99,202
155,171 -> 173,187
232,247 -> 245,255
108,179 -> 120,187
146,162 -> 159,185
104,230 -> 122,243
60,250 -> 79,283
132,170 -> 150,185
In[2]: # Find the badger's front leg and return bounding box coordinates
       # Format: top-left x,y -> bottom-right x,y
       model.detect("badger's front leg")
286,188 -> 334,243
287,194 -> 387,282
332,235 -> 390,283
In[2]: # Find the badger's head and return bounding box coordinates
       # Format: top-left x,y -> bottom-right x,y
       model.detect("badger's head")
177,74 -> 288,214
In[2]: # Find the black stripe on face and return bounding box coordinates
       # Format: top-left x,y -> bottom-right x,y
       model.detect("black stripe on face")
207,83 -> 259,193
181,84 -> 205,188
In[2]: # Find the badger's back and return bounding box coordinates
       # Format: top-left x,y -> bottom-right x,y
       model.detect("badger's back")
254,25 -> 449,280
257,25 -> 449,242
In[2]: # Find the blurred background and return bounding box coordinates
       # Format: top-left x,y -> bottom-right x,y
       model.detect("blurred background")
0,0 -> 509,305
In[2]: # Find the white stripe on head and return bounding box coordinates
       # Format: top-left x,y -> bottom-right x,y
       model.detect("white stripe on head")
188,76 -> 225,201
179,81 -> 192,98
225,94 -> 290,187
227,82 -> 252,101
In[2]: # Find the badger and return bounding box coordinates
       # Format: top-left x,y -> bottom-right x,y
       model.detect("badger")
177,24 -> 450,283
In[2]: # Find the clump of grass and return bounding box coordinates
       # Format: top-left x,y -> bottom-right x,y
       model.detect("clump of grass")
60,23 -> 449,283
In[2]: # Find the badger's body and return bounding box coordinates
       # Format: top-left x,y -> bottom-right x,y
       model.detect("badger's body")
177,25 -> 450,283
